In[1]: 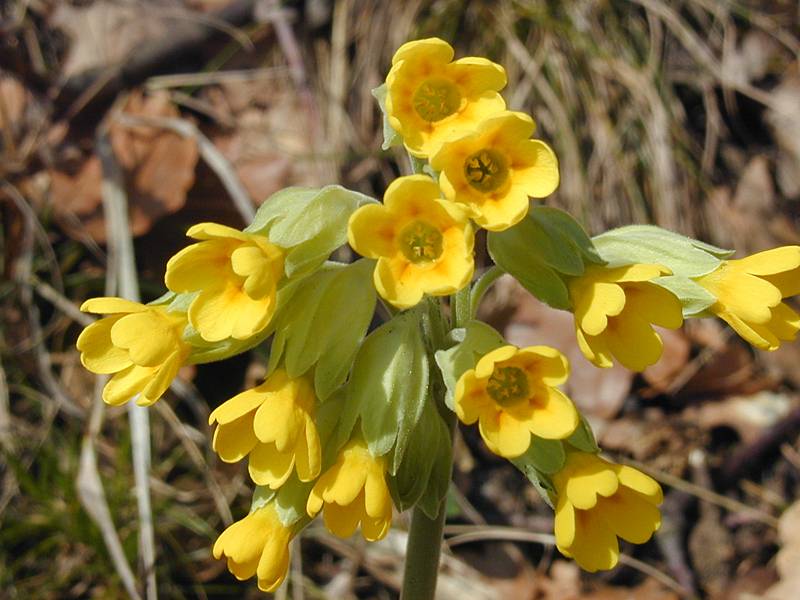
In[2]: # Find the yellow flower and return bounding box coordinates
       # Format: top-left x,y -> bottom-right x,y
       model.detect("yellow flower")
213,503 -> 292,592
695,246 -> 800,350
385,37 -> 507,158
568,264 -> 684,372
454,345 -> 579,458
347,175 -> 474,309
430,111 -> 559,231
77,297 -> 189,406
165,222 -> 284,343
208,369 -> 321,489
553,451 -> 663,572
306,438 -> 393,541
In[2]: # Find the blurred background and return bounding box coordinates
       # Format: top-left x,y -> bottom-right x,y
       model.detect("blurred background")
1,0 -> 799,598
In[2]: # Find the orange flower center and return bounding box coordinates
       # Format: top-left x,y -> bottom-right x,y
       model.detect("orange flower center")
398,220 -> 444,264
413,78 -> 461,122
464,148 -> 509,193
486,366 -> 529,407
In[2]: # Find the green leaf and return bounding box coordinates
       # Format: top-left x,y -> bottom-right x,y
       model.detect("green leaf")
567,414 -> 599,454
388,399 -> 451,513
511,458 -> 557,508
372,83 -> 402,151
488,235 -> 571,309
510,436 -> 566,476
528,206 -> 604,270
348,306 -> 429,469
274,476 -> 314,527
434,321 -> 506,410
247,185 -> 378,277
487,211 -> 598,309
268,260 -> 377,400
592,225 -> 732,278
250,486 -> 277,513
654,274 -> 717,316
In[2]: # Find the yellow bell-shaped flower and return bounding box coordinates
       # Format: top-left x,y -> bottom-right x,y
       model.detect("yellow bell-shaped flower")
347,175 -> 474,309
568,264 -> 683,371
430,111 -> 559,231
165,222 -> 284,342
385,37 -> 507,158
695,246 -> 800,350
306,437 -> 393,541
553,452 -> 663,572
208,369 -> 321,489
213,503 -> 292,592
77,297 -> 189,406
454,345 -> 579,458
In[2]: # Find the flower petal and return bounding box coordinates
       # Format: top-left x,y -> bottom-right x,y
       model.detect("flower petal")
478,410 -> 531,458
348,204 -> 397,258
528,387 -> 579,440
80,297 -> 145,314
77,316 -> 131,374
212,414 -> 258,463
510,140 -> 559,198
102,364 -> 154,406
248,442 -> 294,488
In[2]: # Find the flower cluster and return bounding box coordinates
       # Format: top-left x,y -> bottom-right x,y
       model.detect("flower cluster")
74,36 -> 800,594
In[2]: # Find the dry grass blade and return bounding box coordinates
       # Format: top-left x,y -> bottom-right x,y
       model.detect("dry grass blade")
97,131 -> 157,599
114,113 -> 255,222
77,377 -> 142,600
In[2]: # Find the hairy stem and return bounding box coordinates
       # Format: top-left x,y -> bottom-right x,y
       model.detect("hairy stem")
400,288 -> 469,599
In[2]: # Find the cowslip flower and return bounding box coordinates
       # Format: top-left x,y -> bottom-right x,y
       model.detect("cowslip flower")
454,345 -> 579,458
165,222 -> 284,343
347,175 -> 474,309
695,246 -> 800,351
306,437 -> 393,541
430,111 -> 559,231
553,451 -> 663,572
385,37 -> 507,158
213,503 -> 292,592
77,297 -> 189,406
568,264 -> 683,372
208,369 -> 321,489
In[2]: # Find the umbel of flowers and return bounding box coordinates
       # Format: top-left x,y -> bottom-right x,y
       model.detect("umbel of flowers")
76,38 -> 800,596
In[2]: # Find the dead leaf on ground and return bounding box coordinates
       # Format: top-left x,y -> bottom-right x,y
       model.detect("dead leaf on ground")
51,1 -> 170,78
766,64 -> 800,200
684,392 -> 794,445
763,500 -> 800,599
50,90 -> 199,242
0,76 -> 28,131
642,327 -> 691,396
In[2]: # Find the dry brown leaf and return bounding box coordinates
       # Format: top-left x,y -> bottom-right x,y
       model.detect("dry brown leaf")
642,327 -> 691,395
583,578 -> 678,600
0,76 -> 28,130
766,66 -> 800,200
684,392 -> 794,445
51,1 -> 170,78
51,91 -> 198,242
763,500 -> 800,599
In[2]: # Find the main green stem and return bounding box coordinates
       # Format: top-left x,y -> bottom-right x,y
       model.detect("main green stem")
400,287 -> 469,600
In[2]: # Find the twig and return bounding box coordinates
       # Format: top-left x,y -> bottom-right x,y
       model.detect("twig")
114,113 -> 255,223
3,182 -> 84,419
619,456 -> 779,527
444,525 -> 692,598
153,402 -> 233,526
146,66 -> 288,89
97,130 -> 157,599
